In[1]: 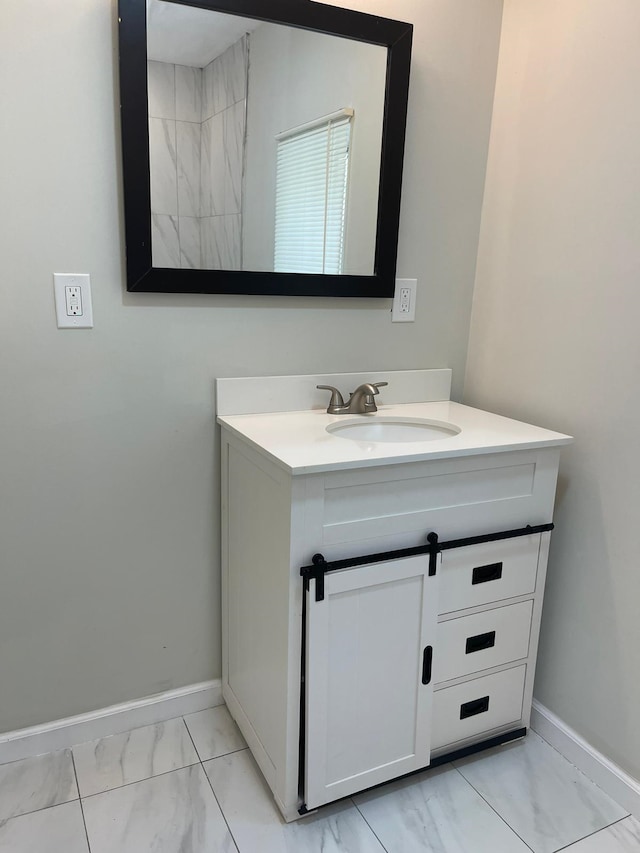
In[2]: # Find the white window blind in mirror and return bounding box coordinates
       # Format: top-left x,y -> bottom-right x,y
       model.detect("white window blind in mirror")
274,110 -> 353,275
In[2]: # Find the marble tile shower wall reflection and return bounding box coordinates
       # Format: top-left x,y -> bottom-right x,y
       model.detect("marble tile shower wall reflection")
200,37 -> 247,270
148,60 -> 202,268
147,36 -> 247,270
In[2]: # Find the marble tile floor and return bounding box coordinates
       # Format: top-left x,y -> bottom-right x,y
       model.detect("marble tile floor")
0,707 -> 636,853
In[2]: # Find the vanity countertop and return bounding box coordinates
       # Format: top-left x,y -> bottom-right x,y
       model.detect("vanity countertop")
217,401 -> 572,475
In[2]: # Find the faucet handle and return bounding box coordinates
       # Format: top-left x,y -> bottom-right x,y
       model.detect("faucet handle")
362,382 -> 388,413
316,385 -> 345,408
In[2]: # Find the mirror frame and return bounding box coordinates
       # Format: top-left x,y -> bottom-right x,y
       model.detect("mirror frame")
118,0 -> 413,297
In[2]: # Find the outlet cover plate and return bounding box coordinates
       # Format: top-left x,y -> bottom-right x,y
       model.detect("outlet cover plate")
392,278 -> 417,322
53,273 -> 93,328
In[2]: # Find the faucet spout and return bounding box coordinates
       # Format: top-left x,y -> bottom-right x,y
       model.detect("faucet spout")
348,383 -> 379,412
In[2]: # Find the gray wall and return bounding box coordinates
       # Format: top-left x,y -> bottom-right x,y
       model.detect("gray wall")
0,0 -> 502,732
465,0 -> 640,779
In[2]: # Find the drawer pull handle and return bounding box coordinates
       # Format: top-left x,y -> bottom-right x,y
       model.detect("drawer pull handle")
465,630 -> 496,654
460,695 -> 490,719
472,562 -> 503,585
422,646 -> 433,685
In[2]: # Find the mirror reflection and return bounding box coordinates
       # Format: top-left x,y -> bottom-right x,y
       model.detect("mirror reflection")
147,0 -> 387,275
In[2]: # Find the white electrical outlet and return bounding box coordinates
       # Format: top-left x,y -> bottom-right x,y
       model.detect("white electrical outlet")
65,286 -> 82,316
53,274 -> 93,328
392,278 -> 417,322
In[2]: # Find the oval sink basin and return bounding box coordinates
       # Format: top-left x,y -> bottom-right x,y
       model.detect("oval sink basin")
326,417 -> 461,443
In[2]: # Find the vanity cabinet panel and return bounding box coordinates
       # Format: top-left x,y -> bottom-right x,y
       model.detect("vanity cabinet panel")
304,555 -> 437,809
432,665 -> 527,751
434,600 -> 533,684
221,437 -> 299,801
438,535 -> 541,614
319,449 -> 561,548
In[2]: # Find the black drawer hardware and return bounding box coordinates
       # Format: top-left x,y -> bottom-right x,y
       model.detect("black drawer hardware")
422,646 -> 433,685
472,562 -> 503,585
465,630 -> 496,654
460,695 -> 490,719
300,523 -> 553,602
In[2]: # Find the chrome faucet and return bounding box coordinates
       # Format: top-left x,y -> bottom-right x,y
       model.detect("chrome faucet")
317,382 -> 388,414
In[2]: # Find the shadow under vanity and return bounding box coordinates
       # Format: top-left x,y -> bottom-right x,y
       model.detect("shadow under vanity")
216,369 -> 572,820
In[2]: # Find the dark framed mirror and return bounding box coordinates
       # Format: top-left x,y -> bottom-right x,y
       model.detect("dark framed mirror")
118,0 -> 412,296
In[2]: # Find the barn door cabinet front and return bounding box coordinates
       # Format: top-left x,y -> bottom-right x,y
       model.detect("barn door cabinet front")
303,555 -> 438,810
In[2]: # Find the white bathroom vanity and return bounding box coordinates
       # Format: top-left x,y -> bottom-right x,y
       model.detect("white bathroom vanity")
217,369 -> 572,820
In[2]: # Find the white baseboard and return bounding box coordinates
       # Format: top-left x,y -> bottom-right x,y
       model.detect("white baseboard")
531,699 -> 640,818
0,679 -> 222,765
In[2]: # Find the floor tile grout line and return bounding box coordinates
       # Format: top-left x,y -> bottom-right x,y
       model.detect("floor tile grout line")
201,745 -> 249,763
181,713 -> 241,850
551,815 -> 632,853
79,761 -> 201,801
351,798 -> 391,853
187,718 -> 242,853
0,794 -> 79,824
202,768 -> 242,853
0,797 -> 79,826
451,763 -> 536,853
182,714 -> 205,766
71,751 -> 93,853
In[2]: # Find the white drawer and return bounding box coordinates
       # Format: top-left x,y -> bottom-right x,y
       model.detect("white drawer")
434,601 -> 533,684
438,535 -> 540,614
431,665 -> 526,751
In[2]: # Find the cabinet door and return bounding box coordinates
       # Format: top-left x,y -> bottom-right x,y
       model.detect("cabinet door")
304,555 -> 438,810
